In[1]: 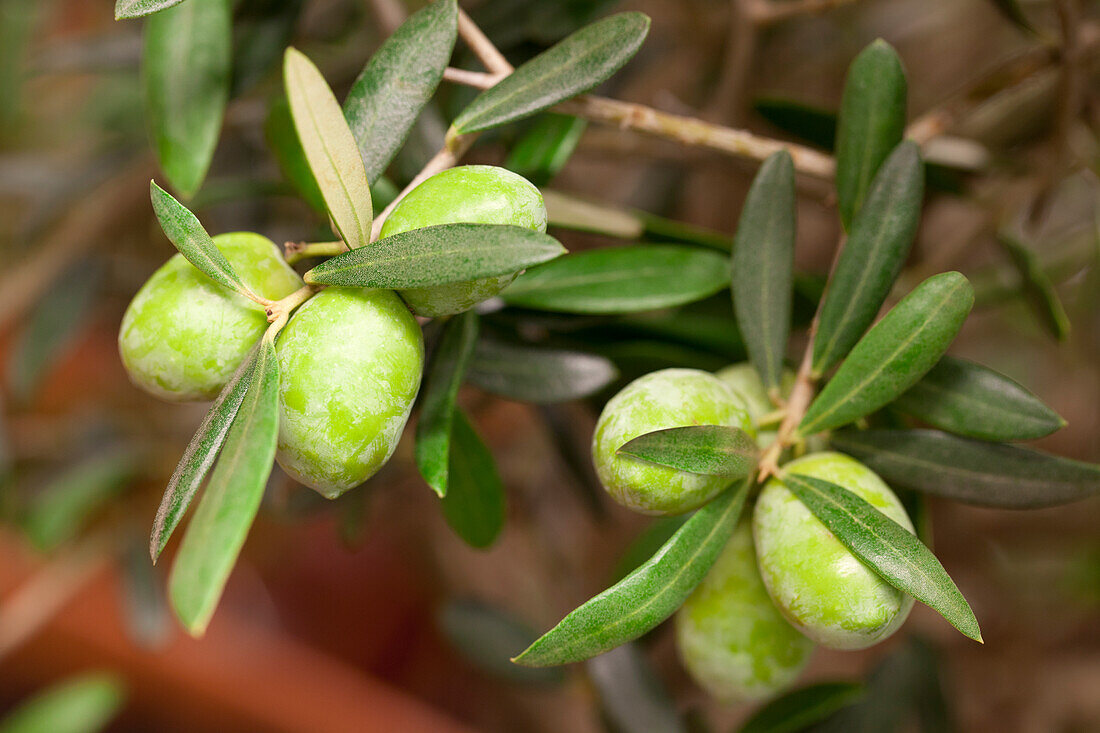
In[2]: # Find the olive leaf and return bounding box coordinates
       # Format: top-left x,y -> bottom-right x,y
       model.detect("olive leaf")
466,339 -> 617,403
892,356 -> 1065,441
616,426 -> 758,478
440,410 -> 506,548
587,644 -> 686,733
996,232 -> 1071,341
265,96 -> 327,216
505,113 -> 588,186
416,312 -> 479,498
737,681 -> 864,733
438,600 -> 563,685
800,272 -> 973,437
513,479 -> 750,667
116,0 -> 185,19
231,0 -> 303,96
150,343 -> 259,562
149,181 -> 259,301
304,223 -> 566,287
779,471 -> 982,643
732,150 -> 795,392
344,0 -> 457,183
284,47 -> 372,250
831,429 -> 1100,508
500,245 -> 730,314
453,12 -> 651,133
143,0 -> 231,198
812,141 -> 924,375
0,672 -> 125,733
168,335 -> 279,637
834,39 -> 907,230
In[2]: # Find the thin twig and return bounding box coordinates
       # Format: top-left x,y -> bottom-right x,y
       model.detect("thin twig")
456,7 -> 513,75
750,0 -> 863,26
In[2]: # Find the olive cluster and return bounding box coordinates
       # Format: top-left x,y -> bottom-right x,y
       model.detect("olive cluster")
119,165 -> 545,497
592,367 -> 916,702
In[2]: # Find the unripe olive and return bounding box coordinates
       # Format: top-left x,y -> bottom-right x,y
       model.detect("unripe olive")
753,452 -> 915,650
119,232 -> 303,401
715,363 -> 795,448
379,165 -> 547,318
275,288 -> 424,498
676,520 -> 814,702
592,368 -> 754,515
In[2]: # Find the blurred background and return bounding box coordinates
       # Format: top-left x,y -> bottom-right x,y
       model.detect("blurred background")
1,0 -> 1098,731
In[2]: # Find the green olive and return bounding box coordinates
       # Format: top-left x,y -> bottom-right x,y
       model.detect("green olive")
275,288 -> 424,498
118,232 -> 303,401
676,519 -> 814,702
379,165 -> 547,318
753,452 -> 915,650
591,368 -> 754,515
714,363 -> 795,448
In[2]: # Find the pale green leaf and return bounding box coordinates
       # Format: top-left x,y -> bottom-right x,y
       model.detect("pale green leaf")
0,672 -> 125,733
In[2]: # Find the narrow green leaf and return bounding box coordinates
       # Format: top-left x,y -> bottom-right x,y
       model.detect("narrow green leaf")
732,150 -> 795,391
831,429 -> 1100,508
513,479 -> 750,667
500,245 -> 729,314
505,113 -> 588,186
996,232 -> 1071,341
344,0 -> 457,182
0,672 -> 125,733
813,141 -> 925,374
150,343 -> 259,561
892,355 -> 1065,441
466,339 -> 617,403
305,223 -> 565,287
987,0 -> 1036,34
415,312 -> 479,498
780,471 -> 981,642
835,39 -> 907,229
23,450 -> 138,552
231,0 -> 303,95
616,426 -> 757,478
149,181 -> 255,299
168,336 -> 279,637
587,644 -> 685,733
453,12 -> 651,133
738,681 -> 864,733
439,600 -> 563,685
116,0 -> 185,19
284,47 -> 372,249
800,272 -> 974,437
264,96 -> 327,216
440,410 -> 505,548
143,0 -> 230,197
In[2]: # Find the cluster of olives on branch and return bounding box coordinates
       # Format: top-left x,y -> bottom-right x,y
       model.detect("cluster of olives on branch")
593,367 -> 916,702
120,164 -> 545,497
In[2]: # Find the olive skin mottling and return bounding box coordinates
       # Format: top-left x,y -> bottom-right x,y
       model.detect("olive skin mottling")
591,368 -> 755,516
379,165 -> 547,318
118,232 -> 303,401
676,519 -> 814,702
275,288 -> 424,498
753,452 -> 916,650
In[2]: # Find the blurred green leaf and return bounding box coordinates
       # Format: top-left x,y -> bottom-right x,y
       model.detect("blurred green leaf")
800,272 -> 973,436
143,0 -> 231,198
231,0 -> 303,95
831,429 -> 1100,508
732,150 -> 796,392
440,410 -> 506,548
610,516 -> 688,582
892,356 -> 1065,441
416,312 -> 480,498
514,479 -> 749,667
543,189 -> 646,239
835,40 -> 907,230
454,12 -> 650,133
264,96 -> 327,215
505,113 -> 588,186
169,336 -> 279,637
0,0 -> 38,129
996,232 -> 1071,341
285,47 -> 373,250
116,0 -> 186,18
439,599 -> 563,684
587,643 -> 685,733
986,0 -> 1036,34
617,426 -> 757,478
813,141 -> 924,374
753,96 -> 837,150
737,681 -> 863,733
502,245 -> 730,314
0,672 -> 125,733
151,343 -> 259,561
344,0 -> 457,183
467,339 -> 617,403
305,224 -> 565,287
780,472 -> 981,642
121,533 -> 170,647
